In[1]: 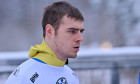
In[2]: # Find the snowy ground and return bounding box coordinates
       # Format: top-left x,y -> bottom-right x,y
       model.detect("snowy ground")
0,47 -> 140,59
0,47 -> 140,84
78,46 -> 140,56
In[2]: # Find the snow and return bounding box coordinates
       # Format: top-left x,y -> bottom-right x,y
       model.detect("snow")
78,47 -> 140,56
0,47 -> 140,60
0,51 -> 29,60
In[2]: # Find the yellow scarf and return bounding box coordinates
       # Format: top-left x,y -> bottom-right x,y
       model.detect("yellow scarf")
29,39 -> 66,67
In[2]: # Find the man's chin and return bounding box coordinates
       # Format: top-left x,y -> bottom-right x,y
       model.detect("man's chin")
70,54 -> 77,58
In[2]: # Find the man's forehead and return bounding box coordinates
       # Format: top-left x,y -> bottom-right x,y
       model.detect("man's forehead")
61,15 -> 83,24
59,15 -> 84,30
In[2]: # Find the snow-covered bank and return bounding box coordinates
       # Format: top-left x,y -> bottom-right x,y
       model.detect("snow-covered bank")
78,47 -> 140,57
0,47 -> 140,60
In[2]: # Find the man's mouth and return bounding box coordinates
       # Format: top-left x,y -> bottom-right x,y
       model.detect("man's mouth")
74,46 -> 79,48
73,45 -> 80,48
73,46 -> 80,52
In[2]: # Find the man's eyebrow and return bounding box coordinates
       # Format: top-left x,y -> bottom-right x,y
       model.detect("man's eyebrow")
80,29 -> 85,32
68,28 -> 84,31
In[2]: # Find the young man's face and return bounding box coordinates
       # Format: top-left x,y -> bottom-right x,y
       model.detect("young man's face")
52,15 -> 84,61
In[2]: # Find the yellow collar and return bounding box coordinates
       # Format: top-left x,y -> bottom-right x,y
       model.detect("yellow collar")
29,39 -> 66,67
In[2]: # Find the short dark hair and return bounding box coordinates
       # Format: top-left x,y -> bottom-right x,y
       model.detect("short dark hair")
42,1 -> 84,37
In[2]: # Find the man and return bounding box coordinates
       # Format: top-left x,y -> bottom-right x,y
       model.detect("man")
6,1 -> 84,84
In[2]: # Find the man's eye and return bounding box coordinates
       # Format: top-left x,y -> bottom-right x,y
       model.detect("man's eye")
69,30 -> 76,34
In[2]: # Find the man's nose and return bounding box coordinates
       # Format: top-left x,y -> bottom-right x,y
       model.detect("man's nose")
75,32 -> 84,42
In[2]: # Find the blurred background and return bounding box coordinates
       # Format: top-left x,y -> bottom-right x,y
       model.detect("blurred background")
0,0 -> 140,84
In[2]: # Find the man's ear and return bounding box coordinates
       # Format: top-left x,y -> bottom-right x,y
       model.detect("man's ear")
45,24 -> 54,39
